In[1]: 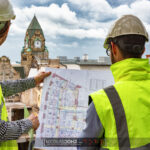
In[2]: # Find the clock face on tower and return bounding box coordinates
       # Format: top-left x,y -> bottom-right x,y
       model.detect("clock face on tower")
34,39 -> 41,48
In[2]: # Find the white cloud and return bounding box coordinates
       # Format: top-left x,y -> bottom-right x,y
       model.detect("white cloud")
113,4 -> 132,17
68,0 -> 116,21
46,41 -> 57,48
3,0 -> 150,61
10,0 -> 150,41
59,42 -> 78,48
113,0 -> 150,21
34,0 -> 52,4
58,28 -> 106,39
9,3 -> 109,40
8,0 -> 150,42
68,0 -> 111,12
47,3 -> 78,25
130,0 -> 150,23
68,0 -> 150,34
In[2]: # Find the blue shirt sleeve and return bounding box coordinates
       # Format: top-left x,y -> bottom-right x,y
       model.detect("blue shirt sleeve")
78,101 -> 104,150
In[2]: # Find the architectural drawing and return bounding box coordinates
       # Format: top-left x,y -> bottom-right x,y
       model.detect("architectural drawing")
35,68 -> 114,149
38,73 -> 87,138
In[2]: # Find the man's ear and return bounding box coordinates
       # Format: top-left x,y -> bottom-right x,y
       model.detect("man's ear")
111,42 -> 117,55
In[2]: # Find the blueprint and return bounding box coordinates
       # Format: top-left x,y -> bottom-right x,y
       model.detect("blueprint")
35,68 -> 114,149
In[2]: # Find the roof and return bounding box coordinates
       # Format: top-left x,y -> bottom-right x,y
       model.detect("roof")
59,56 -> 111,66
28,15 -> 42,30
27,15 -> 44,38
13,67 -> 26,78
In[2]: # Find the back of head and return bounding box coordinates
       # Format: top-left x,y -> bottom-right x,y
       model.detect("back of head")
110,35 -> 146,58
104,15 -> 149,58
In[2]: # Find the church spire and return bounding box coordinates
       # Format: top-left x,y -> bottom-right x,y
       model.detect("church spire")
21,15 -> 49,76
27,15 -> 44,38
28,15 -> 42,30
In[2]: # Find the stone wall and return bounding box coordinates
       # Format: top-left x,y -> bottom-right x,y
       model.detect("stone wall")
0,56 -> 21,102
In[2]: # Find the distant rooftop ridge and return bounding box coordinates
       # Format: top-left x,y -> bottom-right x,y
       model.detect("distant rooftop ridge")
57,55 -> 111,66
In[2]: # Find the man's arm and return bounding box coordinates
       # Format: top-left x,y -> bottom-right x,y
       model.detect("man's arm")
0,112 -> 39,142
0,71 -> 51,98
0,72 -> 50,141
0,119 -> 32,141
78,101 -> 104,150
0,78 -> 36,97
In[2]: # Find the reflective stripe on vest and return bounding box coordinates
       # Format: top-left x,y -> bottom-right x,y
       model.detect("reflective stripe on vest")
0,85 -> 18,150
104,85 -> 150,150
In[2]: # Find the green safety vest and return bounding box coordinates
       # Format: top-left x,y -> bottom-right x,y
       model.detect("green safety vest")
90,58 -> 150,150
0,86 -> 18,150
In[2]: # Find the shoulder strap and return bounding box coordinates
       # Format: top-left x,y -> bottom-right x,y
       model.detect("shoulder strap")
104,85 -> 130,150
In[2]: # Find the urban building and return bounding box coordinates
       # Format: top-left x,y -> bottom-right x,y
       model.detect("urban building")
0,56 -> 26,102
58,54 -> 111,70
21,15 -> 59,75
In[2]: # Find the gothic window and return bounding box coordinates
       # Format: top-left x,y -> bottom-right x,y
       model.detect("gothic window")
25,41 -> 28,48
25,38 -> 28,48
34,39 -> 41,48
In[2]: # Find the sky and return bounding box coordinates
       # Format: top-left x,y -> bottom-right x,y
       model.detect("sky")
1,0 -> 150,62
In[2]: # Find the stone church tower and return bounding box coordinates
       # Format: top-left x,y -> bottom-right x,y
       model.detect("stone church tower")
21,15 -> 49,75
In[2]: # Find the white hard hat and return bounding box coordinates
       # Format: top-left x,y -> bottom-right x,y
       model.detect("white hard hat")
104,15 -> 149,49
0,0 -> 16,21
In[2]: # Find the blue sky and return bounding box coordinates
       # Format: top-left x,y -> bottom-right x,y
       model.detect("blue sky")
0,0 -> 150,62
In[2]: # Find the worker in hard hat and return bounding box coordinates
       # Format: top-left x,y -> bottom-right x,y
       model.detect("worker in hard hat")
0,0 -> 51,149
78,15 -> 150,150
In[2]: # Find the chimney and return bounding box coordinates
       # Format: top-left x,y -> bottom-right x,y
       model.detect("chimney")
146,55 -> 150,59
82,54 -> 88,61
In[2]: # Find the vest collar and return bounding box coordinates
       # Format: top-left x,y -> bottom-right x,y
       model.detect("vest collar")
110,58 -> 150,82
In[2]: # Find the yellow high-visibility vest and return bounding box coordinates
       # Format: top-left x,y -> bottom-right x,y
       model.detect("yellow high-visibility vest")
91,58 -> 150,150
0,86 -> 18,150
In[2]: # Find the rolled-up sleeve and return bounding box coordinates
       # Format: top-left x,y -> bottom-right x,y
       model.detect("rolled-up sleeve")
0,78 -> 35,141
0,77 -> 36,97
0,119 -> 32,141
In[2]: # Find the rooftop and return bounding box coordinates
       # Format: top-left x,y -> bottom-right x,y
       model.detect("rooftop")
58,56 -> 111,66
28,15 -> 42,30
13,66 -> 26,79
27,15 -> 44,38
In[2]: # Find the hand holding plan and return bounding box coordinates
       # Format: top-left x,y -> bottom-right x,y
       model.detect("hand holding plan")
34,72 -> 51,85
28,113 -> 40,130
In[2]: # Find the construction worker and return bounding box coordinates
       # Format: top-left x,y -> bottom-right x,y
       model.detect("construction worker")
79,15 -> 150,150
0,0 -> 51,149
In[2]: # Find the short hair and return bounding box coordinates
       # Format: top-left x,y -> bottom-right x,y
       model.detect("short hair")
107,35 -> 146,58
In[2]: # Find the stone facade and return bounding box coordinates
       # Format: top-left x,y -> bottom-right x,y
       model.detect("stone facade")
21,15 -> 49,75
0,56 -> 21,102
58,56 -> 111,70
0,56 -> 20,81
21,86 -> 42,108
